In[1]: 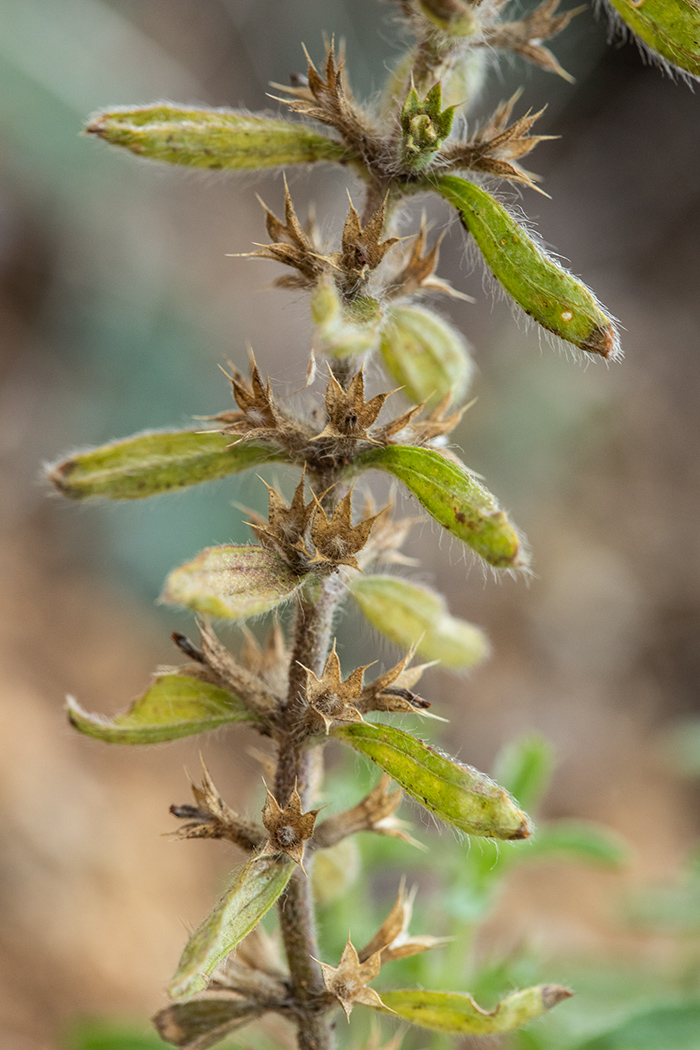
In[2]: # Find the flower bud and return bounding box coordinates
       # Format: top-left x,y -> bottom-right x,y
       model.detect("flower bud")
400,83 -> 455,173
606,0 -> 700,79
379,304 -> 474,408
86,106 -> 348,169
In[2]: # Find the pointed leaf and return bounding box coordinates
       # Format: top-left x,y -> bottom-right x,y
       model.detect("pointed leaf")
435,175 -> 620,359
155,992 -> 266,1049
379,304 -> 474,407
67,674 -> 260,745
606,0 -> 700,80
48,431 -> 279,501
376,986 -> 572,1034
349,575 -> 490,671
168,855 -> 294,1000
87,106 -> 350,169
332,722 -> 532,839
353,445 -> 525,570
163,545 -> 307,619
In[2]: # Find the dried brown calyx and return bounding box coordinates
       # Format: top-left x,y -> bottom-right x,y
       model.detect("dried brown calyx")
313,774 -> 423,850
356,650 -> 433,717
336,195 -> 400,297
170,761 -> 265,852
441,93 -> 555,189
384,215 -> 464,301
317,938 -> 387,1020
480,0 -> 584,82
239,179 -> 328,291
259,782 -> 320,869
358,881 -> 448,963
318,368 -> 391,443
172,620 -> 280,718
374,390 -> 467,446
354,495 -> 418,570
309,489 -> 383,572
273,41 -> 384,177
302,642 -> 372,732
250,476 -> 316,575
238,622 -> 290,699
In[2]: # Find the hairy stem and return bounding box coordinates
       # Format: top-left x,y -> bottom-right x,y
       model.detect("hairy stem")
274,574 -> 345,1050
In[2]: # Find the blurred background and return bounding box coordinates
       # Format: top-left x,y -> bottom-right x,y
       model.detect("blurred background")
2,1 -> 700,1048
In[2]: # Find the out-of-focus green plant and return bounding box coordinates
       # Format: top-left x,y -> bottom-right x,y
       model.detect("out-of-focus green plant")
49,1 -> 699,1048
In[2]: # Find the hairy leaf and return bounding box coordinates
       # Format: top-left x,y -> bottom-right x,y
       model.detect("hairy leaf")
606,0 -> 700,79
168,856 -> 294,1000
333,722 -> 532,839
349,574 -> 490,671
163,545 -> 307,619
376,985 -> 572,1033
353,445 -> 525,569
48,431 -> 278,500
67,674 -> 259,744
435,175 -> 619,359
87,106 -> 350,169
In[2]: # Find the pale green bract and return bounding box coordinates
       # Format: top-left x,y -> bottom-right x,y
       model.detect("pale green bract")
67,674 -> 259,745
168,856 -> 294,1000
379,304 -> 474,407
48,431 -> 278,500
348,574 -> 490,671
352,445 -> 525,569
163,544 -> 308,619
87,106 -> 350,169
333,722 -> 532,839
435,175 -> 620,359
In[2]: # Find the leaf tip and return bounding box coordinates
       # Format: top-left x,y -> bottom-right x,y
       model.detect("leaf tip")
541,984 -> 574,1009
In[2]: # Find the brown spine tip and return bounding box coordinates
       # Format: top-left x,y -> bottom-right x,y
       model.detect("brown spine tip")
542,984 -> 574,1009
581,323 -> 622,362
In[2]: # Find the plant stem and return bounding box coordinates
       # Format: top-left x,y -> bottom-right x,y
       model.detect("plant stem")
274,574 -> 345,1050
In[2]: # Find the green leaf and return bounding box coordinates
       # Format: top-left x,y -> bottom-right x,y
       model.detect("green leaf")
168,856 -> 294,1000
353,445 -> 525,570
376,985 -> 573,1034
606,0 -> 700,80
492,734 -> 554,812
570,1001 -> 700,1050
332,722 -> 532,839
435,176 -> 620,359
163,544 -> 307,619
86,106 -> 350,169
67,674 -> 260,744
521,820 -> 628,868
348,574 -> 490,671
154,992 -> 264,1049
48,431 -> 279,500
379,304 -> 474,407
